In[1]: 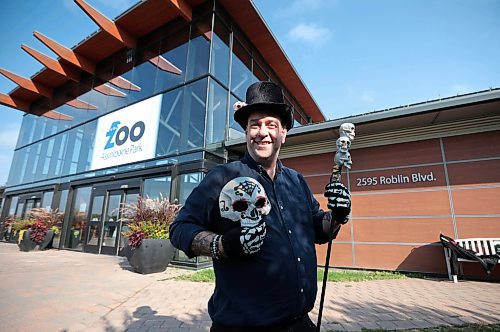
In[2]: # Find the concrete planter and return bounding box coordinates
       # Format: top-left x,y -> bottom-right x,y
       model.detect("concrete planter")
18,230 -> 54,252
125,238 -> 175,274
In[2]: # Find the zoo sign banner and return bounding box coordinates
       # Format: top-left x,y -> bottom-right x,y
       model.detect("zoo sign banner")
90,94 -> 162,171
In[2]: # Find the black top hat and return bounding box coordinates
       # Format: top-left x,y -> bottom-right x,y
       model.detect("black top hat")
234,81 -> 294,129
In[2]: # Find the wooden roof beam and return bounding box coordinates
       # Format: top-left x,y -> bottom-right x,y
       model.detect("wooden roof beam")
106,76 -> 141,91
66,99 -> 98,110
168,0 -> 192,22
0,93 -> 30,112
0,93 -> 73,120
74,0 -> 137,48
149,55 -> 182,74
33,31 -> 96,73
94,83 -> 127,97
21,44 -> 81,82
0,68 -> 53,98
40,110 -> 74,121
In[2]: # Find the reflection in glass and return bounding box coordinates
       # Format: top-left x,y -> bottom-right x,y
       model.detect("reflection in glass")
41,191 -> 54,210
87,224 -> 100,246
52,189 -> 68,249
103,193 -> 120,248
156,79 -> 207,156
143,177 -> 172,200
207,79 -> 228,144
228,94 -> 245,140
156,28 -> 189,93
210,19 -> 230,86
179,172 -> 204,204
65,186 -> 91,251
231,39 -> 253,99
87,195 -> 104,247
186,17 -> 210,81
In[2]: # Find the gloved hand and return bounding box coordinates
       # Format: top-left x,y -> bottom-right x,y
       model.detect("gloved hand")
221,222 -> 266,258
324,182 -> 351,223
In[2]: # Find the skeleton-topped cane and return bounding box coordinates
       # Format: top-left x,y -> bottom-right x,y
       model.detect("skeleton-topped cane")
316,123 -> 355,331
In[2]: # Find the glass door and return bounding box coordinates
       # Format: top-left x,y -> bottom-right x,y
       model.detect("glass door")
84,187 -> 139,255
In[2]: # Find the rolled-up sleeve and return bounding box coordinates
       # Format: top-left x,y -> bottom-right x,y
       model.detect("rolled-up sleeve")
169,168 -> 223,258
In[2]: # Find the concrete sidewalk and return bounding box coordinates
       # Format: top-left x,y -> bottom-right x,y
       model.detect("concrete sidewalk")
0,242 -> 499,332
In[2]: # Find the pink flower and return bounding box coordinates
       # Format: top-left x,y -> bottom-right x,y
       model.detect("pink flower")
233,101 -> 247,111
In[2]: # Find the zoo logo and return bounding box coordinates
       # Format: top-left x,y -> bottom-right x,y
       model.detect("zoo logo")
104,120 -> 145,150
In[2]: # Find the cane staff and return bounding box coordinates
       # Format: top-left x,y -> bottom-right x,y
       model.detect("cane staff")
316,123 -> 355,331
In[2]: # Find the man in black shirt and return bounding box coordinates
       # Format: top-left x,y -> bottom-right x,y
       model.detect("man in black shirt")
170,81 -> 351,331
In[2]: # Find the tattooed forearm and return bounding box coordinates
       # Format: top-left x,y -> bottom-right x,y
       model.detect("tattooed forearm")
190,231 -> 216,257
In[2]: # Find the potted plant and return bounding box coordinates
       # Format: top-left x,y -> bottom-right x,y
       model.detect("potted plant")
120,196 -> 181,274
8,208 -> 63,252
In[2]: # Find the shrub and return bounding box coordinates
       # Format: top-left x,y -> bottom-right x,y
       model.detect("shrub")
120,196 -> 181,248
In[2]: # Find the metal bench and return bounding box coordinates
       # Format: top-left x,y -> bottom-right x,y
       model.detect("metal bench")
443,238 -> 500,283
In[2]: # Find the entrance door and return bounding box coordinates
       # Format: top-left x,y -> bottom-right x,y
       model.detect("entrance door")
84,187 -> 139,255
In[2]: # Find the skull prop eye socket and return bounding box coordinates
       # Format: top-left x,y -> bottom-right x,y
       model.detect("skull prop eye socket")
232,199 -> 249,212
219,177 -> 272,227
255,197 -> 267,209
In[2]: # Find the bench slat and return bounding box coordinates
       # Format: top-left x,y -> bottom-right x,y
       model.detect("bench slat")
443,237 -> 500,283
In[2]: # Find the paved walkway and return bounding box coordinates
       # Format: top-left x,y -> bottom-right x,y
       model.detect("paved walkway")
0,242 -> 499,332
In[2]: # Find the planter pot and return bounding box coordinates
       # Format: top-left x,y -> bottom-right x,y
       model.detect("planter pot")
125,238 -> 175,274
18,230 -> 55,252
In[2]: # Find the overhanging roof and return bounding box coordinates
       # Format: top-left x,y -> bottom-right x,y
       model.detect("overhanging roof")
227,87 -> 500,153
2,0 -> 325,122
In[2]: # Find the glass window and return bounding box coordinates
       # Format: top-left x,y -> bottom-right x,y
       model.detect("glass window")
228,94 -> 245,139
41,191 -> 54,210
15,202 -> 24,219
253,62 -> 268,82
58,190 -> 68,212
186,17 -> 211,81
7,149 -> 24,186
179,172 -> 204,204
210,18 -> 230,86
156,28 -> 189,93
52,189 -> 68,249
143,176 -> 172,200
124,49 -> 159,105
156,79 -> 207,157
231,38 -> 253,99
16,115 -> 35,148
206,78 -> 228,144
8,196 -> 19,217
64,186 -> 91,251
76,120 -> 97,174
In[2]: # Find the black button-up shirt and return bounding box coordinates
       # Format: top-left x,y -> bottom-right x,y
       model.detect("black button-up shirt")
170,153 -> 332,327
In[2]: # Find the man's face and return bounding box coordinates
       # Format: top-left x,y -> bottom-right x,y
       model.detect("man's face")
246,111 -> 287,165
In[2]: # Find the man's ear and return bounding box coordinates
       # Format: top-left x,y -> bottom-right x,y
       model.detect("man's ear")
281,127 -> 287,144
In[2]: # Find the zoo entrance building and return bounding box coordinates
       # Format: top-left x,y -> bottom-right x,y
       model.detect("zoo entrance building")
0,0 -> 499,278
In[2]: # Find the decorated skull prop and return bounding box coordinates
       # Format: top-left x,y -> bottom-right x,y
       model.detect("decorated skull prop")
219,177 -> 271,228
340,123 -> 356,141
336,136 -> 351,153
335,150 -> 352,169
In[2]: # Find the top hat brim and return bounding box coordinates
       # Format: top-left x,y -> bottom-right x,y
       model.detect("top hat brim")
234,102 -> 294,130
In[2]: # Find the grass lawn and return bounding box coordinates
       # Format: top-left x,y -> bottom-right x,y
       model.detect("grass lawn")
176,267 -> 408,283
354,323 -> 500,331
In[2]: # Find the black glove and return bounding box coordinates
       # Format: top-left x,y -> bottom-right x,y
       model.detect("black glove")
324,182 -> 351,223
221,223 -> 266,258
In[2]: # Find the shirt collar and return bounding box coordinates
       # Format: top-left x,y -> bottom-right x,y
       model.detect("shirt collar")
242,152 -> 283,175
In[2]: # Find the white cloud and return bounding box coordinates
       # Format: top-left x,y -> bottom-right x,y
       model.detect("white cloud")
287,23 -> 332,45
0,123 -> 21,149
450,84 -> 473,95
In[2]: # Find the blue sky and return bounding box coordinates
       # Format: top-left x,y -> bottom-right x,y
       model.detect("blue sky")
1,0 -> 499,186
